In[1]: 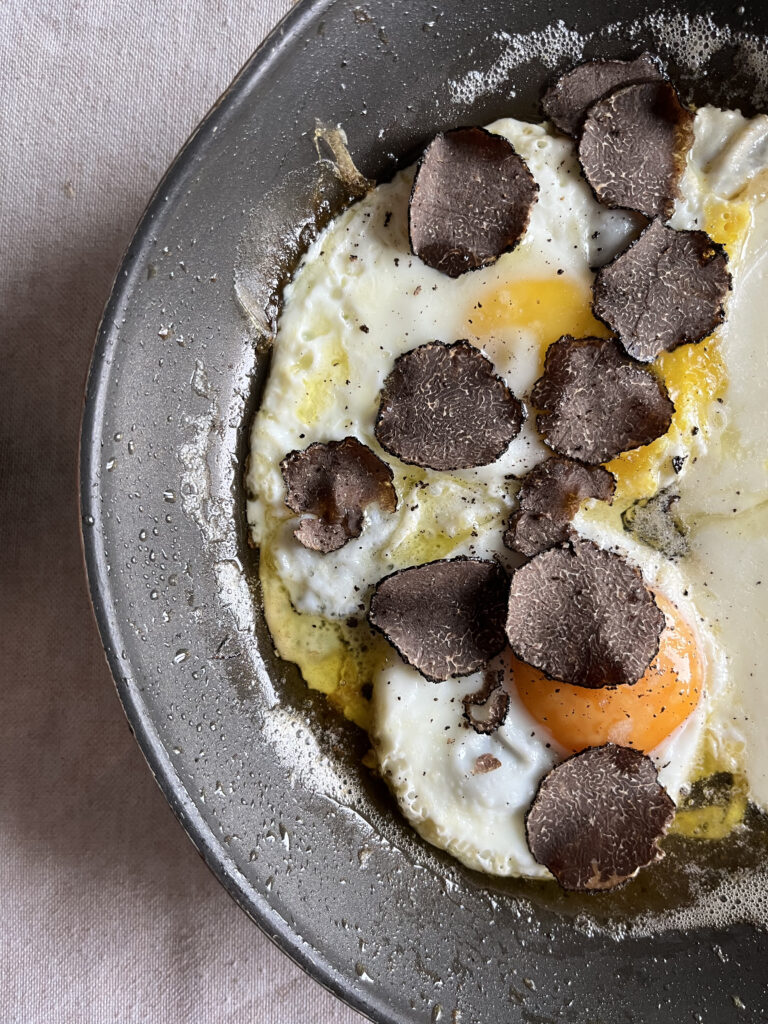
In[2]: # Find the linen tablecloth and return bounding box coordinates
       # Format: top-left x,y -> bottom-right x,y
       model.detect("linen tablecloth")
1,1 -> 364,1019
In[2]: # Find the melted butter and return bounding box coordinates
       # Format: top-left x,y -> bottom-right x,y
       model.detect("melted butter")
259,537 -> 385,730
386,471 -> 504,568
294,337 -> 350,425
468,275 -> 610,356
670,735 -> 748,839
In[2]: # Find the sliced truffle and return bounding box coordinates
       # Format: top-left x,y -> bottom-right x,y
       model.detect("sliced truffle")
462,668 -> 510,735
531,336 -> 674,464
526,743 -> 675,891
409,127 -> 538,278
593,219 -> 731,362
622,488 -> 689,560
579,80 -> 694,219
369,558 -> 509,682
504,456 -> 616,556
505,539 -> 665,688
281,437 -> 396,553
541,54 -> 663,138
375,341 -> 524,471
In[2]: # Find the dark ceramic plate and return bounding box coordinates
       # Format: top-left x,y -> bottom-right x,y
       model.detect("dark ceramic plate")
81,2 -> 768,1021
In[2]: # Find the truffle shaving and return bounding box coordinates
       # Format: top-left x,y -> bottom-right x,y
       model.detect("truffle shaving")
504,456 -> 616,556
505,539 -> 665,688
526,743 -> 675,891
409,126 -> 538,278
542,54 -> 663,138
593,218 -> 731,362
375,340 -> 524,471
531,336 -> 674,465
281,437 -> 396,553
369,558 -> 509,682
462,668 -> 510,735
579,80 -> 694,219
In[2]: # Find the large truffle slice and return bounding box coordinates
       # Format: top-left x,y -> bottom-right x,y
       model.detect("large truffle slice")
579,80 -> 694,219
375,340 -> 524,471
369,558 -> 509,682
408,127 -> 538,278
541,54 -> 663,138
504,456 -> 616,556
281,437 -> 396,553
531,336 -> 674,465
505,539 -> 665,688
593,218 -> 731,362
526,744 -> 675,891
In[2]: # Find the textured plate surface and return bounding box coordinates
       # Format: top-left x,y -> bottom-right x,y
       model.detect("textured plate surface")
81,2 -> 768,1021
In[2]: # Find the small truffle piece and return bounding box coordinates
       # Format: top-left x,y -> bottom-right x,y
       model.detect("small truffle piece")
472,753 -> 502,775
531,336 -> 674,464
462,668 -> 510,735
375,341 -> 524,471
369,558 -> 509,682
408,126 -> 538,278
281,437 -> 396,553
541,54 -> 663,138
579,80 -> 694,219
526,743 -> 675,891
622,488 -> 689,560
505,539 -> 665,688
593,219 -> 731,362
504,456 -> 616,556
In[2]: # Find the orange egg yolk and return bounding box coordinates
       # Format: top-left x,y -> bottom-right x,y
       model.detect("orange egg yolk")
512,594 -> 702,753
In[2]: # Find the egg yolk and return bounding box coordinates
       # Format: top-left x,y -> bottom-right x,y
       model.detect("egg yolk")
468,275 -> 611,354
513,594 -> 702,753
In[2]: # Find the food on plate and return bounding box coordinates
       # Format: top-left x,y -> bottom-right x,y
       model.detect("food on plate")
374,340 -> 524,470
530,335 -> 675,463
246,52 -> 768,891
281,437 -> 396,552
525,744 -> 676,891
593,218 -> 731,362
408,126 -> 538,277
505,539 -> 666,689
578,80 -> 694,219
541,53 -> 663,137
503,456 -> 615,556
368,558 -> 509,681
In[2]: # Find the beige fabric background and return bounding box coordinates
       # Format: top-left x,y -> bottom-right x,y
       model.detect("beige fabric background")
0,1 -> 365,1020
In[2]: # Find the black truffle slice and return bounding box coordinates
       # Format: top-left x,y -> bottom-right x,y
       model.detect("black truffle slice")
462,668 -> 510,735
408,127 -> 539,278
504,456 -> 616,557
593,218 -> 731,362
281,437 -> 396,553
531,336 -> 674,465
526,744 -> 675,892
375,341 -> 524,471
541,54 -> 663,138
579,80 -> 694,219
369,558 -> 509,682
505,539 -> 665,688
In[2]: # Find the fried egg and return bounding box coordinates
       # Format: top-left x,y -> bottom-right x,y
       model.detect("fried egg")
247,107 -> 768,878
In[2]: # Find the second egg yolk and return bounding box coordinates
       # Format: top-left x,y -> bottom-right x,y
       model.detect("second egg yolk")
513,594 -> 702,753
